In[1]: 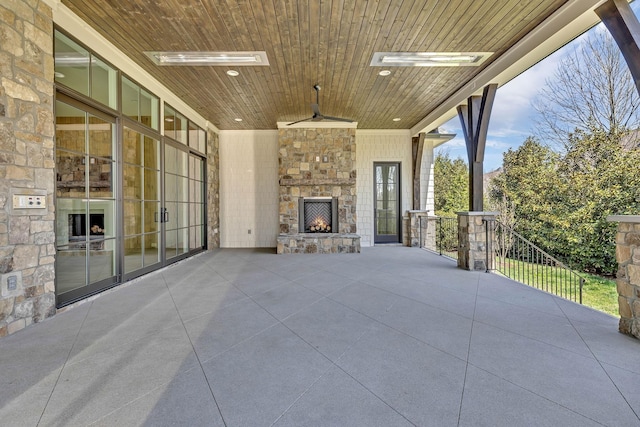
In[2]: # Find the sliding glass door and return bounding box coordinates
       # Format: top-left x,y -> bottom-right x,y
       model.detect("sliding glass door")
55,97 -> 117,305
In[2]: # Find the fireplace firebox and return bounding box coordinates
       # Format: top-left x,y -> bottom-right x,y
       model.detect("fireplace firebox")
299,197 -> 338,233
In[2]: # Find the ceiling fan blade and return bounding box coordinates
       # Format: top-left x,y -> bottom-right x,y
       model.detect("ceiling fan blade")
322,115 -> 354,123
311,103 -> 321,116
286,117 -> 314,126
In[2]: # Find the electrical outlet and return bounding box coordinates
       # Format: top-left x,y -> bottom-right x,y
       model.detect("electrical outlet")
7,275 -> 17,291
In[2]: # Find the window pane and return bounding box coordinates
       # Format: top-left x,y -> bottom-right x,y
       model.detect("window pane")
123,165 -> 142,199
140,88 -> 159,130
189,121 -> 198,149
177,228 -> 189,254
124,236 -> 143,274
175,111 -> 187,144
91,57 -> 117,109
122,76 -> 139,121
123,127 -> 142,166
177,176 -> 189,202
56,246 -> 87,294
176,149 -> 188,176
54,30 -> 89,97
143,136 -> 160,170
177,203 -> 189,228
124,201 -> 142,235
88,157 -> 114,198
144,233 -> 161,266
144,201 -> 160,233
165,145 -> 176,174
144,168 -> 160,200
89,200 -> 114,239
198,128 -> 206,154
164,105 -> 175,139
56,150 -> 85,197
56,101 -> 86,153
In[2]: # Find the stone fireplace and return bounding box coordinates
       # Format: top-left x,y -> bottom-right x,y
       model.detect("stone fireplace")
277,127 -> 361,254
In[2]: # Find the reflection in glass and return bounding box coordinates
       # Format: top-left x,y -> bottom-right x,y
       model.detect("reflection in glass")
144,136 -> 160,170
122,76 -> 139,121
144,201 -> 161,233
178,228 -> 189,254
123,165 -> 142,199
54,30 -> 89,97
140,88 -> 159,130
145,233 -> 161,266
91,57 -> 117,109
144,168 -> 160,200
90,238 -> 116,283
165,229 -> 177,259
55,101 -> 86,153
124,201 -> 142,235
124,236 -> 143,274
165,145 -> 176,174
123,127 -> 142,165
177,203 -> 189,228
55,245 -> 87,294
164,202 -> 177,230
56,150 -> 86,197
164,104 -> 176,139
177,176 -> 189,202
175,111 -> 188,144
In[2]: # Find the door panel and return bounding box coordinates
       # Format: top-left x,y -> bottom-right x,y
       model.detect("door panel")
374,163 -> 401,243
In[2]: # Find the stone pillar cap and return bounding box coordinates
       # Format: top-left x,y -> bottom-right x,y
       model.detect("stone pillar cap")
455,211 -> 500,216
607,215 -> 640,223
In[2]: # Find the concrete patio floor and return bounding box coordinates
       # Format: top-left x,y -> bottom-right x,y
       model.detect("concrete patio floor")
1,247 -> 639,426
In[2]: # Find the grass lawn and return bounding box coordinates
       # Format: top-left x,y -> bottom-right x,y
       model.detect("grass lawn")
581,273 -> 618,317
495,258 -> 619,317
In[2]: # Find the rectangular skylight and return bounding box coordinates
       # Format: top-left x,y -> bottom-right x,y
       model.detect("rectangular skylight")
370,52 -> 492,67
145,51 -> 270,66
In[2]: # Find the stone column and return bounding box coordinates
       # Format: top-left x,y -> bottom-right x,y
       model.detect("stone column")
607,215 -> 640,339
457,212 -> 498,271
0,0 -> 56,336
405,210 -> 429,247
206,129 -> 220,249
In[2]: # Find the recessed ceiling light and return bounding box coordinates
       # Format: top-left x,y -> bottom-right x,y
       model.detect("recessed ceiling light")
393,118 -> 401,122
54,71 -> 65,78
165,117 -> 174,122
227,70 -> 240,76
145,51 -> 269,66
234,118 -> 243,122
378,70 -> 391,76
370,52 -> 492,67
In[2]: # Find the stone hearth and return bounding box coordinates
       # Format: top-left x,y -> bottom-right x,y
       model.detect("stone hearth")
277,128 -> 360,254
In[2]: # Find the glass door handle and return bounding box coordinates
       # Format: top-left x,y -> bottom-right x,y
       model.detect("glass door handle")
163,209 -> 169,223
154,211 -> 159,223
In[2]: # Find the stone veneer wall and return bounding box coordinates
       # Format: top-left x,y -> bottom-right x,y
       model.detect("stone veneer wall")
207,129 -> 220,248
609,216 -> 640,339
0,0 -> 56,336
278,128 -> 359,253
457,212 -> 498,271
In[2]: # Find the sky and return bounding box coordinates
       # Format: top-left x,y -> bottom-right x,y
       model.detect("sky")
435,2 -> 640,171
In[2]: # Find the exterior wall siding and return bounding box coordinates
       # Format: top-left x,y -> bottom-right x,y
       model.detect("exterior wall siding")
219,130 -> 279,248
356,130 -> 413,247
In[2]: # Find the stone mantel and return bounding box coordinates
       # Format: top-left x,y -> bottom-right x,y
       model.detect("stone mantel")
279,178 -> 355,187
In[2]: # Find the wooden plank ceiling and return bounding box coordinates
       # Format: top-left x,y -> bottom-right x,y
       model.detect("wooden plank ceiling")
61,0 -> 568,130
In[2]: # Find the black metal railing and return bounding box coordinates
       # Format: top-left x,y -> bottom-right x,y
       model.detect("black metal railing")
486,219 -> 584,303
419,216 -> 458,260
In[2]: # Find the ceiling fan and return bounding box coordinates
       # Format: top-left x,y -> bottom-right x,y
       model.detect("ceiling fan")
287,84 -> 354,126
